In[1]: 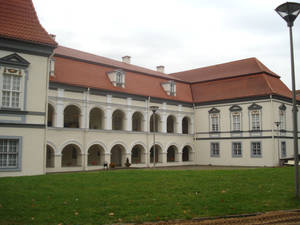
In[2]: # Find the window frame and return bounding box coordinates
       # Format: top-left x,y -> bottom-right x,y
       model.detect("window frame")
210,113 -> 220,132
0,67 -> 25,110
210,142 -> 220,157
279,110 -> 286,130
232,142 -> 242,158
250,110 -> 261,131
0,136 -> 22,172
232,112 -> 241,131
251,141 -> 262,158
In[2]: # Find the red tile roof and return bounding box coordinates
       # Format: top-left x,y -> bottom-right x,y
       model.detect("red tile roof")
55,46 -> 182,81
191,73 -> 292,103
170,57 -> 279,83
0,0 -> 57,46
51,54 -> 193,103
52,46 -> 294,104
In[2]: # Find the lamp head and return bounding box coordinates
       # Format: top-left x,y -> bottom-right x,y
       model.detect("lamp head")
150,106 -> 159,113
275,2 -> 300,27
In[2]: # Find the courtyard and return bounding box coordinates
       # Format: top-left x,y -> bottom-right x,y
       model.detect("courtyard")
0,166 -> 300,224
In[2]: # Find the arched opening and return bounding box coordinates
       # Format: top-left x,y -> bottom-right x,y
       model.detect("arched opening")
150,144 -> 162,163
167,115 -> 176,133
61,144 -> 82,167
64,105 -> 80,128
48,104 -> 54,127
167,145 -> 179,162
46,145 -> 55,168
131,144 -> 145,164
150,113 -> 161,132
132,112 -> 144,131
112,110 -> 125,130
182,117 -> 190,134
89,107 -> 104,129
110,144 -> 126,167
182,145 -> 192,162
88,144 -> 105,166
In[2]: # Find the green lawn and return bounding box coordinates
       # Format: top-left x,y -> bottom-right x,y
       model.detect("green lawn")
0,167 -> 300,225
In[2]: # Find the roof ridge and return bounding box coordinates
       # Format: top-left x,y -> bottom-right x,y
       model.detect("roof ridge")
170,57 -> 257,76
262,74 -> 276,95
29,0 -> 57,46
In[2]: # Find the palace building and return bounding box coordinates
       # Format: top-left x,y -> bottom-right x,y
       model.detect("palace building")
0,0 -> 299,177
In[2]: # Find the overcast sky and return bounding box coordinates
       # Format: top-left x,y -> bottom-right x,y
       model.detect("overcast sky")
32,0 -> 300,89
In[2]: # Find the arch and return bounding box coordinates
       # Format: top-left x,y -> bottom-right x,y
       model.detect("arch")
150,144 -> 163,163
59,140 -> 83,154
110,144 -> 126,167
182,116 -> 191,134
89,107 -> 104,130
47,103 -> 55,127
167,115 -> 177,133
167,145 -> 179,162
88,144 -> 105,166
61,144 -> 82,167
87,141 -> 107,153
150,113 -> 161,132
182,145 -> 193,162
132,111 -> 144,131
46,144 -> 55,168
64,104 -> 81,128
131,144 -> 146,164
112,109 -> 125,130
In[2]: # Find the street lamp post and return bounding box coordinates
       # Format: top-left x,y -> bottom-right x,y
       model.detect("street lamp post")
275,121 -> 281,165
275,2 -> 300,198
150,106 -> 159,167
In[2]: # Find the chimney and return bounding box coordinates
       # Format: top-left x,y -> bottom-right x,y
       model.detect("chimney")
50,34 -> 56,40
156,65 -> 165,73
122,56 -> 131,64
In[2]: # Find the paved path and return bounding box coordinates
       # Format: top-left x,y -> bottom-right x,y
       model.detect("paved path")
141,210 -> 300,225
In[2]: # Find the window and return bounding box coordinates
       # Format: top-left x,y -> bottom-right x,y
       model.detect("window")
116,71 -> 123,87
0,138 -> 20,170
232,112 -> 241,131
211,114 -> 219,132
0,54 -> 28,109
251,142 -> 262,157
210,143 -> 220,157
2,74 -> 21,108
170,81 -> 176,96
279,110 -> 286,130
251,111 -> 260,131
232,142 -> 242,157
281,141 -> 286,158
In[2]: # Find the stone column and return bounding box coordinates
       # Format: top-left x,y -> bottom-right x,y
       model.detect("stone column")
161,112 -> 167,133
125,109 -> 132,131
177,114 -> 183,134
56,88 -> 64,128
105,95 -> 112,130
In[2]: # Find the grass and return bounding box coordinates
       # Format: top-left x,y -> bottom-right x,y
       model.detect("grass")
0,167 -> 300,224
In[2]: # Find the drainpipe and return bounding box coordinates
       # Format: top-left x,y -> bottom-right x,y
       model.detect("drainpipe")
43,51 -> 55,174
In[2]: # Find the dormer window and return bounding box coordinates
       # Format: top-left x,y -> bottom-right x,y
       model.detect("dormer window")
116,71 -> 123,87
107,69 -> 125,88
161,80 -> 176,96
